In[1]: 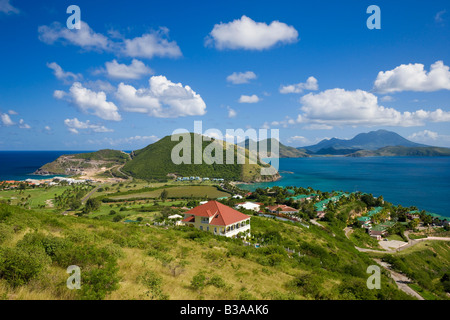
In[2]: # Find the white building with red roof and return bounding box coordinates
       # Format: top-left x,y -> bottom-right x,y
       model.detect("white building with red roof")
181,200 -> 251,238
266,204 -> 299,215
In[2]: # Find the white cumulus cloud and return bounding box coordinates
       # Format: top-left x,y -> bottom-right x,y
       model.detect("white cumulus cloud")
104,59 -> 153,79
238,94 -> 259,103
55,82 -> 121,121
47,62 -> 81,83
226,71 -> 257,84
115,75 -> 206,118
38,22 -> 181,59
64,118 -> 113,134
206,15 -> 298,50
227,106 -> 237,118
297,88 -> 450,127
374,61 -> 450,93
122,29 -> 182,59
0,0 -> 19,14
280,76 -> 318,94
38,21 -> 110,51
1,113 -> 14,126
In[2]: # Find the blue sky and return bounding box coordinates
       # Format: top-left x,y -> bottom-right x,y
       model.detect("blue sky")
0,0 -> 450,150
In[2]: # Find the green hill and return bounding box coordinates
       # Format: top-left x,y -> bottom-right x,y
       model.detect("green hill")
122,133 -> 279,182
35,149 -> 131,175
347,146 -> 450,157
245,138 -> 309,158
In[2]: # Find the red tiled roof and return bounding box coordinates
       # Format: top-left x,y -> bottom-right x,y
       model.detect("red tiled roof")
266,204 -> 298,212
185,200 -> 250,226
182,215 -> 195,223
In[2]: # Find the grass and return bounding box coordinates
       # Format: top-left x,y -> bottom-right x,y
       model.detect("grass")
107,186 -> 230,200
386,234 -> 404,241
0,186 -> 73,208
378,241 -> 450,299
407,283 -> 439,300
0,200 -> 413,300
348,228 -> 382,250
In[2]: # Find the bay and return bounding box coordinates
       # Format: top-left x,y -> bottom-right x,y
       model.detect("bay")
238,157 -> 450,218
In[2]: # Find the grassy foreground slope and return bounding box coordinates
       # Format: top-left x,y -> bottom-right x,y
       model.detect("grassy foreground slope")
0,203 -> 412,300
123,134 -> 279,182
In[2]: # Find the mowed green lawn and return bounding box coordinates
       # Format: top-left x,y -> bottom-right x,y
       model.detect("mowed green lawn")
0,186 -> 73,208
109,185 -> 230,200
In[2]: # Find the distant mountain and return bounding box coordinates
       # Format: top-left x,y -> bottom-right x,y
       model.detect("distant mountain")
122,133 -> 279,182
244,138 -> 309,158
300,130 -> 428,155
347,146 -> 450,157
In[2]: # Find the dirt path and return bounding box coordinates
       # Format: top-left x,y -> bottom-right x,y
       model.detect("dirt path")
374,259 -> 424,300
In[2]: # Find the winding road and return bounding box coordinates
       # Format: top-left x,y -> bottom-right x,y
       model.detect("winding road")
344,226 -> 450,299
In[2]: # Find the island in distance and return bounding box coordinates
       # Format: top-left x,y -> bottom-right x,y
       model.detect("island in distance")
298,129 -> 450,157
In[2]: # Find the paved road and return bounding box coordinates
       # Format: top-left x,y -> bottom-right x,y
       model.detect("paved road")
61,184 -> 103,215
81,184 -> 103,203
344,226 -> 450,299
374,259 -> 424,300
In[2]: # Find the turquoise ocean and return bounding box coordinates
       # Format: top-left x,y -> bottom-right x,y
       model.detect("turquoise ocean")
238,157 -> 450,218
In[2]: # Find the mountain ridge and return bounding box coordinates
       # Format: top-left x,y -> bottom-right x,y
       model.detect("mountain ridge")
300,130 -> 431,155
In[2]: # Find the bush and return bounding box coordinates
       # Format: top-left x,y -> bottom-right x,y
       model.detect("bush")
0,223 -> 14,244
208,275 -> 226,289
138,270 -> 169,300
79,262 -> 120,300
0,246 -> 50,287
16,232 -> 72,258
190,271 -> 207,291
0,207 -> 12,222
289,273 -> 323,299
112,214 -> 124,222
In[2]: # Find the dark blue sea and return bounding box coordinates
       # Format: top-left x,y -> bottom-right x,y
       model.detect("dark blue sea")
0,151 -> 93,181
238,157 -> 450,218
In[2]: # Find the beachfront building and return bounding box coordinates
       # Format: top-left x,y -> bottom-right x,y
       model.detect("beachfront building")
182,201 -> 250,238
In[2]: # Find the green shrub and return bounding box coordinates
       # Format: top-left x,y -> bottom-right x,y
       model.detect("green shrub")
16,232 -> 72,258
0,223 -> 14,244
0,246 -> 50,287
138,270 -> 169,300
208,275 -> 226,289
79,262 -> 120,300
190,271 -> 207,291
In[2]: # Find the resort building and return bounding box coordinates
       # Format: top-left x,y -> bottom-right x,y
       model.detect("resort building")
181,200 -> 251,238
235,201 -> 262,212
266,204 -> 299,215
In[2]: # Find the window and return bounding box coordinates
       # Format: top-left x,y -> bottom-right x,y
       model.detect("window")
199,226 -> 203,231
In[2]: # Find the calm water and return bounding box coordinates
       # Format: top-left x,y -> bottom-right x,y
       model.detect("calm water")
238,157 -> 450,218
0,151 -> 91,181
